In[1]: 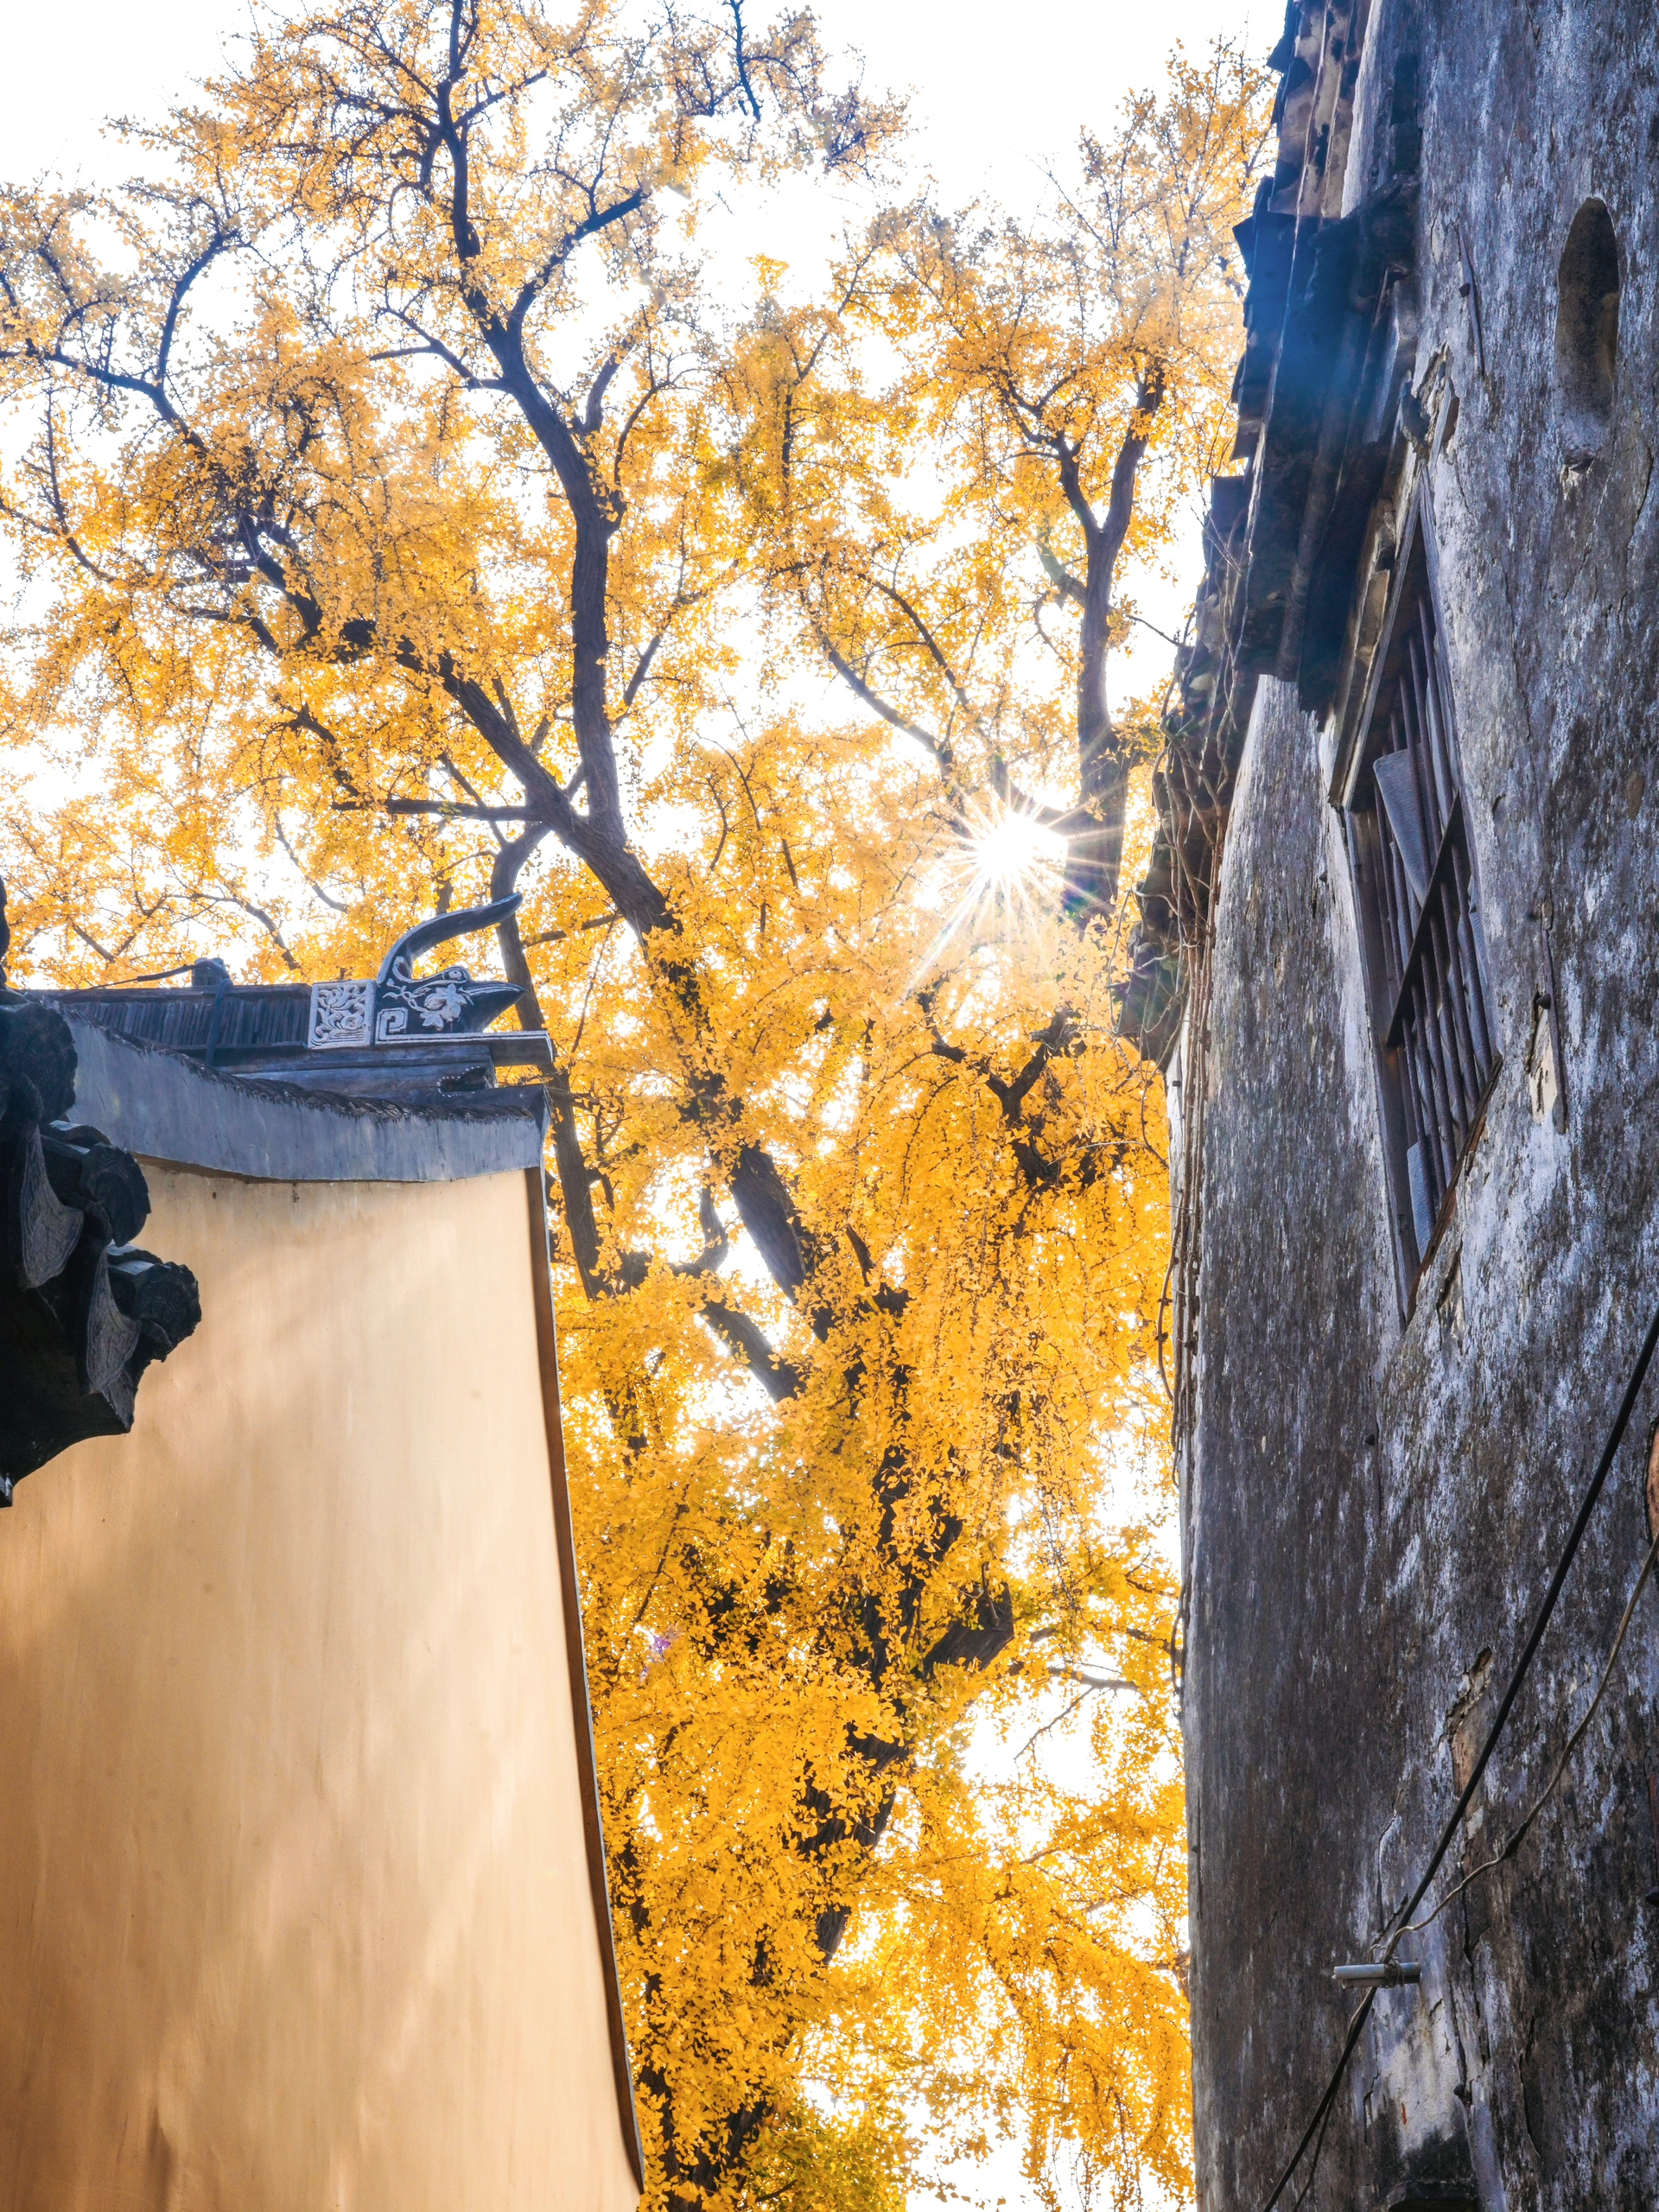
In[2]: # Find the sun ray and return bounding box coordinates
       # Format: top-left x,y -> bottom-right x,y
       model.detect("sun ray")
908,796 -> 1069,991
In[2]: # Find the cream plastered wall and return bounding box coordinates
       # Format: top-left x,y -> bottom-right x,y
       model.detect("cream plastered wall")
0,1166 -> 639,2212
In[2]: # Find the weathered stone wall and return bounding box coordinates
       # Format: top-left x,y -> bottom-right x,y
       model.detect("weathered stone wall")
1184,3 -> 1659,2207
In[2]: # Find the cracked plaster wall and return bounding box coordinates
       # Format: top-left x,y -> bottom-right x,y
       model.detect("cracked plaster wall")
1183,3 -> 1659,2206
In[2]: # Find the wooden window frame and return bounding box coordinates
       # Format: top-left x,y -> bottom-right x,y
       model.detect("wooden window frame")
1343,495 -> 1500,1305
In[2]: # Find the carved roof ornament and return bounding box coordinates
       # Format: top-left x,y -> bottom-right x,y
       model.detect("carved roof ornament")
308,896 -> 526,1051
35,892 -> 551,1106
0,880 -> 202,1504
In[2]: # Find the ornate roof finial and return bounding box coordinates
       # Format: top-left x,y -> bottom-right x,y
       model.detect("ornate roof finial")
308,894 -> 525,1052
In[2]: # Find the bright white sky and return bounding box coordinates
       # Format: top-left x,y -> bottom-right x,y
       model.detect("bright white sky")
5,5 -> 1275,2205
13,1 -> 1277,195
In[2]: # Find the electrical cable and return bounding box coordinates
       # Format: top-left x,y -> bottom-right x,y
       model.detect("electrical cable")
1255,1294 -> 1659,2212
1394,1529 -> 1659,1942
1377,1295 -> 1659,1953
1277,1522 -> 1659,2210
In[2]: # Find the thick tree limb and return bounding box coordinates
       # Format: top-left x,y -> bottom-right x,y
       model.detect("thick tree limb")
701,1297 -> 803,1401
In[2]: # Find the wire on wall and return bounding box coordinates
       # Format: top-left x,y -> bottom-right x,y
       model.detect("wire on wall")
1256,1295 -> 1659,2212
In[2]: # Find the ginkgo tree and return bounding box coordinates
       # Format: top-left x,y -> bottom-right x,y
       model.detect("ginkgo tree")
733,39 -> 1263,925
0,9 -> 1262,2209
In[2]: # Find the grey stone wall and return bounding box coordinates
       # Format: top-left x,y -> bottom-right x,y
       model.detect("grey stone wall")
1183,3 -> 1659,2207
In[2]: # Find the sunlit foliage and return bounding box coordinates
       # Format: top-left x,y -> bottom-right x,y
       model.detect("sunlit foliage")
730,38 -> 1266,927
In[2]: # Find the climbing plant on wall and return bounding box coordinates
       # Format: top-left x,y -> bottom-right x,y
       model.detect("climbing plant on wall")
0,9 -> 1263,2208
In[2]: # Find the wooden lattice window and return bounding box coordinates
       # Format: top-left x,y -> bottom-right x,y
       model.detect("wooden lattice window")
1345,522 -> 1497,1285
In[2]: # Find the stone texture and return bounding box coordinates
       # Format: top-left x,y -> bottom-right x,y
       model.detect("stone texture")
1178,3 -> 1659,2207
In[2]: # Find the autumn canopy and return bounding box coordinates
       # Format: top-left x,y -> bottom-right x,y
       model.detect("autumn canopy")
0,6 -> 1262,2207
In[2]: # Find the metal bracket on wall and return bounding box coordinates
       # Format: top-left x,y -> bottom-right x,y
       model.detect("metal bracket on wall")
1332,1959 -> 1421,1986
